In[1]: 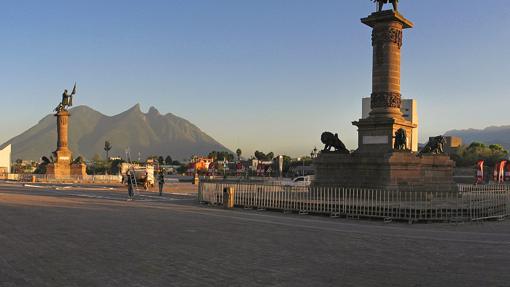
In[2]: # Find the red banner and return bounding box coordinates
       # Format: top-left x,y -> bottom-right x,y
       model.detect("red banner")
475,160 -> 484,185
496,160 -> 507,183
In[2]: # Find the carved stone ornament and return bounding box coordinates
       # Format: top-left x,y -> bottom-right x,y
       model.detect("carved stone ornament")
372,28 -> 403,48
371,92 -> 402,109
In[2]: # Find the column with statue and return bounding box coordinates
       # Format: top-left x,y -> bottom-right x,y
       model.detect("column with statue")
46,84 -> 87,179
313,1 -> 455,192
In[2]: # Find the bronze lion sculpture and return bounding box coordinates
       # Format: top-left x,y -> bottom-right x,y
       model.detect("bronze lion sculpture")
419,135 -> 446,155
321,132 -> 350,154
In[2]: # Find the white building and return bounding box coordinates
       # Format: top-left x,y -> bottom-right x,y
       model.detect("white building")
362,98 -> 419,152
0,144 -> 11,174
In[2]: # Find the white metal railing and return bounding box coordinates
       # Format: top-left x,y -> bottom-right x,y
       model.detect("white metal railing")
1,174 -> 122,183
198,182 -> 510,223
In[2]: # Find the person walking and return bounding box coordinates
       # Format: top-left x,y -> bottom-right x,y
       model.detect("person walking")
158,170 -> 165,196
143,171 -> 149,191
126,170 -> 135,201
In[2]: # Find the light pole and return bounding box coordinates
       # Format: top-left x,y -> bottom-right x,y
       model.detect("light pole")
297,157 -> 300,177
278,155 -> 283,178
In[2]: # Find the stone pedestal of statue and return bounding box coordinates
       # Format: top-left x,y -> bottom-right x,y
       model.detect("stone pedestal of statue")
313,9 -> 455,191
314,152 -> 455,191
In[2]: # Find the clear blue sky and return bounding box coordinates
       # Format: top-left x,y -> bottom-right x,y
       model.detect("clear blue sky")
0,0 -> 509,157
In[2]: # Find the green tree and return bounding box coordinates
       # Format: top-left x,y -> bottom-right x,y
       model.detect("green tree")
208,151 -> 218,160
104,141 -> 112,160
158,156 -> 165,165
208,151 -> 234,161
254,151 -> 274,161
452,142 -> 509,167
165,155 -> 173,165
110,159 -> 124,174
254,151 -> 265,160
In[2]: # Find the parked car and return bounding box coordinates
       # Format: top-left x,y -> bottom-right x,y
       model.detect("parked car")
285,175 -> 314,186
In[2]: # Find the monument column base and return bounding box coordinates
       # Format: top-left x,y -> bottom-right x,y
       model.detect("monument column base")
353,116 -> 417,154
313,152 -> 456,192
46,163 -> 71,179
46,163 -> 87,180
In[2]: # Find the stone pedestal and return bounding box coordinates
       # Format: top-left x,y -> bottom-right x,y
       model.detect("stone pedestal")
314,152 -> 456,191
313,9 -> 455,191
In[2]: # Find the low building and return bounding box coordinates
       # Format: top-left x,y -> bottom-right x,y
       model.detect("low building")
0,144 -> 11,174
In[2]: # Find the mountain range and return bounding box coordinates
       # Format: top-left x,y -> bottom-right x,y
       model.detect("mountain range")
1,104 -> 230,161
445,126 -> 510,150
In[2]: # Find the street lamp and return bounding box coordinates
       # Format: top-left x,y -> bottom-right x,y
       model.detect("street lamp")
278,155 -> 283,178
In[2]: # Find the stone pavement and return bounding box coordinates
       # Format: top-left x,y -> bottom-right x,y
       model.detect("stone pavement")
0,181 -> 510,287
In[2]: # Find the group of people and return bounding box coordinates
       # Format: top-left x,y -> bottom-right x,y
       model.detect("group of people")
126,170 -> 166,201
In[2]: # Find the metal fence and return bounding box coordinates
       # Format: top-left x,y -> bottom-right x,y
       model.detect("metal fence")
0,174 -> 122,184
198,182 -> 510,223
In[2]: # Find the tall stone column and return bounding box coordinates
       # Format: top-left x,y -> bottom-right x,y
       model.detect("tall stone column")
55,110 -> 72,164
362,11 -> 413,119
352,10 -> 416,153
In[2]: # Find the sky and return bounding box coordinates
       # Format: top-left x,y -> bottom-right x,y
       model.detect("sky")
0,0 -> 509,157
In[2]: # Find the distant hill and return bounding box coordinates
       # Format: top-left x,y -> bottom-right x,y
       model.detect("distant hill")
1,104 -> 231,161
445,125 -> 510,150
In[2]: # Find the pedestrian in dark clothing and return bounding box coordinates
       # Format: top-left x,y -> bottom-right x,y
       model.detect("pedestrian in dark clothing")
127,170 -> 135,200
158,171 -> 165,196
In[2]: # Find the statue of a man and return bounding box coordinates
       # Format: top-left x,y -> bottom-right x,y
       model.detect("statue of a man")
55,83 -> 76,112
373,0 -> 398,12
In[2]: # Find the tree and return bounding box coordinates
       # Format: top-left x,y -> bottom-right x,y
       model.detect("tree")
254,151 -> 274,161
110,159 -> 124,174
88,153 -> 109,175
165,156 -> 173,165
236,148 -> 242,161
158,156 -> 165,165
452,142 -> 509,167
254,151 -> 265,161
104,141 -> 112,160
208,151 -> 234,161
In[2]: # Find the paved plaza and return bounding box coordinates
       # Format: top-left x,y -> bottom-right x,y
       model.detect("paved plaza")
1,182 -> 510,287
